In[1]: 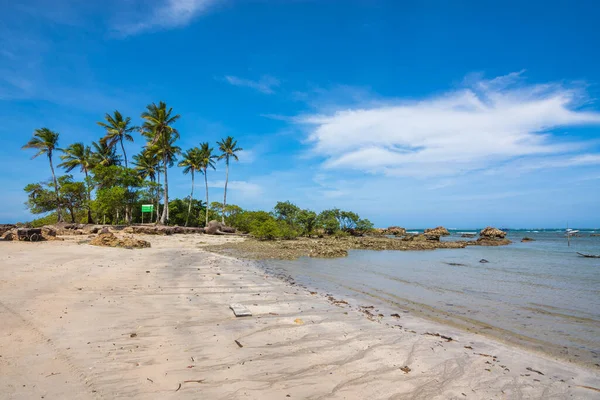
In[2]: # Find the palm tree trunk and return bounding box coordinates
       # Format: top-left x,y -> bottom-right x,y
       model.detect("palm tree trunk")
204,168 -> 209,227
222,158 -> 228,224
120,136 -> 131,224
160,154 -> 168,224
186,170 -> 194,227
120,136 -> 128,168
84,169 -> 94,224
49,153 -> 64,222
155,169 -> 161,223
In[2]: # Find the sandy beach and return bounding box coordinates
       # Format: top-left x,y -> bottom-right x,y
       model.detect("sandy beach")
1,234 -> 599,399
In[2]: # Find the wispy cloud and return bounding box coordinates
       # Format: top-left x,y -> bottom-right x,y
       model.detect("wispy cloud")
115,0 -> 221,36
224,75 -> 280,94
206,180 -> 262,197
295,73 -> 600,178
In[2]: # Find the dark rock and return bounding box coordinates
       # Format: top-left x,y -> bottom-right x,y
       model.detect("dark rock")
479,259 -> 489,263
521,237 -> 535,242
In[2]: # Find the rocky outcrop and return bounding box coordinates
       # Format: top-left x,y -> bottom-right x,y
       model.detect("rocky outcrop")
424,226 -> 450,237
41,226 -> 61,240
521,237 -> 535,242
1,229 -> 16,241
386,226 -> 407,236
473,227 -> 510,246
461,233 -> 476,238
372,226 -> 407,236
470,238 -> 512,246
479,227 -> 507,239
89,232 -> 151,249
204,236 -> 468,260
399,233 -> 437,242
0,224 -> 16,237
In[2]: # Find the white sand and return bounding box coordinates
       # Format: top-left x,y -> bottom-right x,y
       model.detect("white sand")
1,234 -> 599,399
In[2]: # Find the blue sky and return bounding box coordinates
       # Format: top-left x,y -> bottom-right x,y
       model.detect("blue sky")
2,0 -> 600,228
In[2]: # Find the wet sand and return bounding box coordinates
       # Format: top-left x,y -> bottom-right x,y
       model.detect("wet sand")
1,234 -> 599,399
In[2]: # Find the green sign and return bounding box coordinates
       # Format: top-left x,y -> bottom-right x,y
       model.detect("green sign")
141,204 -> 154,212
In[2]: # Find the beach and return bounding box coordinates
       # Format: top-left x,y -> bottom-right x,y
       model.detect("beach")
1,234 -> 599,399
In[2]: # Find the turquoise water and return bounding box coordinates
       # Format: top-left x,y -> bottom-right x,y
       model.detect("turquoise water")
263,230 -> 600,367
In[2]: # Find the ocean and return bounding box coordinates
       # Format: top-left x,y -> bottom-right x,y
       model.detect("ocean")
262,230 -> 600,368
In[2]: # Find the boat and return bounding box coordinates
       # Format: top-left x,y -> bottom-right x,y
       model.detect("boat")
576,252 -> 600,258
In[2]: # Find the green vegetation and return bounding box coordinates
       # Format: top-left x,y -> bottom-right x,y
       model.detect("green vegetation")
21,102 -> 243,227
21,105 -> 372,239
229,201 -> 373,240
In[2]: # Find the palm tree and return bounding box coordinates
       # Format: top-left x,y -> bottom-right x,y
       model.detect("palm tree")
133,150 -> 159,223
59,142 -> 94,223
198,142 -> 217,227
91,140 -> 122,167
97,110 -> 136,168
178,147 -> 202,226
22,128 -> 64,222
141,102 -> 180,224
217,136 -> 243,224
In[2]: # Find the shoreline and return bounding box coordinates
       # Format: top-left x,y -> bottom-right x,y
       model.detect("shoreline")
208,236 -> 600,370
1,234 -> 599,398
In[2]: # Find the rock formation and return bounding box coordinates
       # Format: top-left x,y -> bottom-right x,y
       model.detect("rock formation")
0,224 -> 16,237
89,232 -> 151,249
470,227 -> 510,246
479,227 -> 507,239
424,226 -> 450,237
386,226 -> 407,236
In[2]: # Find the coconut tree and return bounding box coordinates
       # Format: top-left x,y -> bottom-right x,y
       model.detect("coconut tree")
97,110 -> 136,168
217,136 -> 242,224
22,128 -> 64,222
58,142 -> 94,223
91,140 -> 122,167
178,147 -> 202,226
141,102 -> 180,224
198,142 -> 217,227
133,150 -> 159,223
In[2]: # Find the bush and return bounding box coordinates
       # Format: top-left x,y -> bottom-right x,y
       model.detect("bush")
28,213 -> 58,227
251,218 -> 299,240
251,219 -> 281,240
277,222 -> 299,240
334,230 -> 350,238
229,211 -> 273,233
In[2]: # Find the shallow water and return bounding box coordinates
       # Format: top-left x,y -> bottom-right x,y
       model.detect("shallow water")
263,230 -> 600,367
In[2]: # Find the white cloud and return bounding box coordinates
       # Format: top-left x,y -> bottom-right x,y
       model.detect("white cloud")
116,0 -> 220,36
224,75 -> 280,94
296,73 -> 600,178
206,180 -> 262,197
237,148 -> 256,164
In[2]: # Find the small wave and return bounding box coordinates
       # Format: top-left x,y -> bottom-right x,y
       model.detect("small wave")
407,231 -> 420,234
